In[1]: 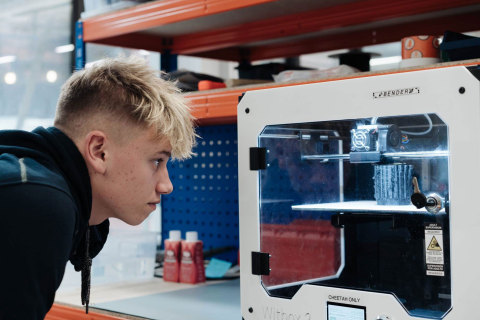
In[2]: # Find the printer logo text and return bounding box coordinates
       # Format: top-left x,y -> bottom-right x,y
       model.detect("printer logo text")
373,87 -> 420,99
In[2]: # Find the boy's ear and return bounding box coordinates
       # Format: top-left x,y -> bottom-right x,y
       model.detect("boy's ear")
83,130 -> 108,174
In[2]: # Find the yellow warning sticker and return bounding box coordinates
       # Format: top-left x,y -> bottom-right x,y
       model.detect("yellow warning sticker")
425,223 -> 445,276
427,236 -> 442,251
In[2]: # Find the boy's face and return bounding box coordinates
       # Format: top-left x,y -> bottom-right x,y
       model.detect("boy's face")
92,126 -> 173,225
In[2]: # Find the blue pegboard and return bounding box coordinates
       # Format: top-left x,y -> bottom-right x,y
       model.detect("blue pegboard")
162,124 -> 239,264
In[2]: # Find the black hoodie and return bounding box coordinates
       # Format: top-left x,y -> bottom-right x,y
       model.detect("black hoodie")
0,127 -> 109,319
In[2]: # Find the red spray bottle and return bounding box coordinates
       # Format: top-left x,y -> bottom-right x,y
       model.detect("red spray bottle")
163,230 -> 182,282
179,231 -> 205,284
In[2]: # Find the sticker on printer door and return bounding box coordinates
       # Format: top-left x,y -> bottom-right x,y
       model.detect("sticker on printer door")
372,87 -> 420,99
425,223 -> 444,276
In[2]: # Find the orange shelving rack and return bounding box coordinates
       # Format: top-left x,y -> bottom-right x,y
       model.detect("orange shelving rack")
77,0 -> 480,124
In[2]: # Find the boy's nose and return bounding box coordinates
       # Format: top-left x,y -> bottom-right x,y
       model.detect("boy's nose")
156,174 -> 173,194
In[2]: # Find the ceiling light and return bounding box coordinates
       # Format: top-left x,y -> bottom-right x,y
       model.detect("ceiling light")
46,70 -> 58,83
55,44 -> 74,54
0,56 -> 16,64
4,72 -> 16,85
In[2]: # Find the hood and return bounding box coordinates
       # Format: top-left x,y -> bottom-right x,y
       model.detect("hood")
0,126 -> 109,265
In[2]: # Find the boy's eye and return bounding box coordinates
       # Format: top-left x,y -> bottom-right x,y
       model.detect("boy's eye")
154,158 -> 169,167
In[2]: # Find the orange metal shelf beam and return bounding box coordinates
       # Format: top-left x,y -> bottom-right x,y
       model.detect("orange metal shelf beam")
83,0 -> 276,42
186,61 -> 480,125
188,90 -> 241,126
45,304 -> 127,320
82,0 -> 480,61
172,0 -> 480,55
192,10 -> 480,61
246,10 -> 480,61
87,32 -> 168,52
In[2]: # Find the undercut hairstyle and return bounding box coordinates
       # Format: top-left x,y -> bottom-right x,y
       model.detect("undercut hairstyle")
54,56 -> 196,159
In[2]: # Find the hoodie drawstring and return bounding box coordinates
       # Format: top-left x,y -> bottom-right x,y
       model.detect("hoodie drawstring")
81,228 -> 92,314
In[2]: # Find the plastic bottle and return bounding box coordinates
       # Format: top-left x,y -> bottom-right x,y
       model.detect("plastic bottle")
179,231 -> 205,284
163,230 -> 182,282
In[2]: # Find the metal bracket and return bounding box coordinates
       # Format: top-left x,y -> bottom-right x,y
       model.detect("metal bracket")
250,147 -> 267,170
251,251 -> 270,275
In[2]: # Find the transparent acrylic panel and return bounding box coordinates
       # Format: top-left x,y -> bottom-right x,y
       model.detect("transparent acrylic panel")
258,114 -> 450,319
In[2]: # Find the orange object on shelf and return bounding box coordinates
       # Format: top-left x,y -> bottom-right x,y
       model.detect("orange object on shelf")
198,80 -> 227,91
45,304 -> 127,320
402,35 -> 440,59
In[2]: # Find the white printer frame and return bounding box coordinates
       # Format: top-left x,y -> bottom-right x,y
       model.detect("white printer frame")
238,65 -> 480,320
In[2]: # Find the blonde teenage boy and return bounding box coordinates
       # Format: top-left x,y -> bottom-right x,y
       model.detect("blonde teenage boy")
0,56 -> 195,319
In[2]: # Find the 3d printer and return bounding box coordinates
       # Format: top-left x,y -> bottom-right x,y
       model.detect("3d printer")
238,65 -> 480,319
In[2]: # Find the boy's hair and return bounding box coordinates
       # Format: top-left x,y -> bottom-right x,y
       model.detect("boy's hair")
54,56 -> 196,159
